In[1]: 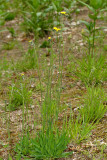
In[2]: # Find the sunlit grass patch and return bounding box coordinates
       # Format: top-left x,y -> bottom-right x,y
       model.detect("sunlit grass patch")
15,124 -> 73,159
2,41 -> 16,50
7,82 -> 32,111
76,54 -> 107,85
68,115 -> 95,143
14,48 -> 38,72
79,86 -> 107,123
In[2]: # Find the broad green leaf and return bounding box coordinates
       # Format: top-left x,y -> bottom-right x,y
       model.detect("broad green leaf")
80,20 -> 90,27
88,13 -> 98,20
8,155 -> 12,160
77,0 -> 95,12
80,21 -> 94,32
90,0 -> 103,9
100,8 -> 107,12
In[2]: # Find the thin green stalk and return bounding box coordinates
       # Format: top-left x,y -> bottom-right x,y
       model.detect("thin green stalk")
92,19 -> 96,57
7,85 -> 15,141
49,44 -> 54,103
5,101 -> 10,146
57,33 -> 63,107
88,37 -> 91,55
25,96 -> 30,136
61,37 -> 65,86
33,40 -> 43,103
21,83 -> 25,137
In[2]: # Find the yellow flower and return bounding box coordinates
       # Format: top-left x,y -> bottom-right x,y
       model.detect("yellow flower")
29,40 -> 34,45
53,27 -> 57,30
81,29 -> 85,34
60,11 -> 67,15
21,73 -> 24,76
29,40 -> 33,43
48,37 -> 51,40
53,27 -> 61,32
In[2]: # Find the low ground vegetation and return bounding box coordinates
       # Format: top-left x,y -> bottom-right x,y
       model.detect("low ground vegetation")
0,0 -> 107,159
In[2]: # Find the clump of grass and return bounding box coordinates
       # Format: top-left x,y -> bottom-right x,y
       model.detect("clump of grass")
2,42 -> 15,50
67,110 -> 95,144
7,27 -> 16,37
0,57 -> 13,79
30,126 -> 72,159
8,81 -> 32,111
15,121 -> 72,159
79,86 -> 107,123
0,57 -> 10,71
14,48 -> 38,72
5,12 -> 16,21
76,54 -> 106,85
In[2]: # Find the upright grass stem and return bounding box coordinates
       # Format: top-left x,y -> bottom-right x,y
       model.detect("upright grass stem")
92,19 -> 96,57
5,101 -> 10,155
33,41 -> 43,103
56,32 -> 62,108
21,83 -> 25,137
7,85 -> 15,142
88,36 -> 91,55
49,43 -> 54,104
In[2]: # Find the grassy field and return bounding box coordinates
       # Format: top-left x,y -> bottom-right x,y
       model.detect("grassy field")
0,0 -> 107,159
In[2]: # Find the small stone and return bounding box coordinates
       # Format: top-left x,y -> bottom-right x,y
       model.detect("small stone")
104,29 -> 107,32
6,34 -> 11,38
71,22 -> 76,26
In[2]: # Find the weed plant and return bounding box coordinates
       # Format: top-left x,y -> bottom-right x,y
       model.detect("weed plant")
78,0 -> 107,56
20,0 -> 61,37
14,26 -> 74,159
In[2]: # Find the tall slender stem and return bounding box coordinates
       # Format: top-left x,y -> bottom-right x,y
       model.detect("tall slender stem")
34,41 -> 43,103
92,19 -> 96,57
88,36 -> 91,55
